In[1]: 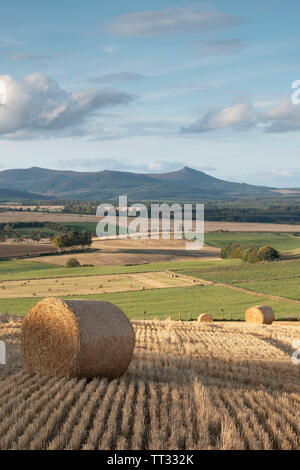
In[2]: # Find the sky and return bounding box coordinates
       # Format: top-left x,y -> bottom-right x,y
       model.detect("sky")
0,0 -> 300,187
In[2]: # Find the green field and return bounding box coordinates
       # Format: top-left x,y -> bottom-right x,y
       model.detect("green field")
58,221 -> 97,233
179,259 -> 300,283
5,221 -> 98,238
178,257 -> 300,302
12,226 -> 57,237
0,260 -> 58,275
205,232 -> 300,253
0,258 -> 240,281
1,244 -> 300,321
0,286 -> 299,320
236,278 -> 300,301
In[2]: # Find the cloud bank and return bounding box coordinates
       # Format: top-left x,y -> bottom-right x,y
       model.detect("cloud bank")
109,6 -> 241,37
0,73 -> 135,139
182,99 -> 300,134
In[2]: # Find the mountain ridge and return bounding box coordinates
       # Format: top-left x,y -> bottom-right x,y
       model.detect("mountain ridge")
0,166 -> 283,201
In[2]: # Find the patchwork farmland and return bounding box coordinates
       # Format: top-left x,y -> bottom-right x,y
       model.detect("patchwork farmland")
0,228 -> 299,451
0,249 -> 300,320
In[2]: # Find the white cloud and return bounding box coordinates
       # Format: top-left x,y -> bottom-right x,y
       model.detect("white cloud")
146,161 -> 185,173
182,102 -> 254,133
0,73 -> 135,139
271,169 -> 291,177
183,98 -> 300,134
245,169 -> 300,188
109,6 -> 241,37
260,99 -> 300,133
55,158 -> 187,174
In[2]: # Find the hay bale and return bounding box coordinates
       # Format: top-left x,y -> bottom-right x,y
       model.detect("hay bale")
198,314 -> 213,323
21,297 -> 135,379
245,306 -> 274,325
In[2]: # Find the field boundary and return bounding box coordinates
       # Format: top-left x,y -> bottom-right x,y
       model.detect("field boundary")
216,282 -> 300,305
177,271 -> 300,305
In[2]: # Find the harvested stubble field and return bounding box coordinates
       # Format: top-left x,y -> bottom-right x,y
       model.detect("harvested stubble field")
33,239 -> 220,267
1,317 -> 299,450
0,271 -> 195,299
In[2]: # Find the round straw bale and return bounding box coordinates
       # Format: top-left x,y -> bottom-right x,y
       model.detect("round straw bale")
21,297 -> 135,379
245,306 -> 274,325
198,313 -> 213,323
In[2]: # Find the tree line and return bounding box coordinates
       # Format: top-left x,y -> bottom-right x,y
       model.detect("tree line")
221,243 -> 280,263
52,231 -> 92,250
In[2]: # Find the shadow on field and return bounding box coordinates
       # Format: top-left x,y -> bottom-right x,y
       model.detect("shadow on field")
128,351 -> 300,393
99,248 -> 220,258
248,333 -> 295,357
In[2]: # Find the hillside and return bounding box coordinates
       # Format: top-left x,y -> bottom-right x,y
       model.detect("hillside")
0,188 -> 54,201
0,166 -> 277,201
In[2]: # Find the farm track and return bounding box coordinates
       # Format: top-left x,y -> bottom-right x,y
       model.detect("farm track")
0,318 -> 299,450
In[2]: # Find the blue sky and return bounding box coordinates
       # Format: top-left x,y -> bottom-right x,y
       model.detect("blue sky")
0,0 -> 300,187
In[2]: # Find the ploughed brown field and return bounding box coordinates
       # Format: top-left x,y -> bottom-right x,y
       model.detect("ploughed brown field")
1,317 -> 299,450
0,205 -> 64,211
0,244 -> 56,258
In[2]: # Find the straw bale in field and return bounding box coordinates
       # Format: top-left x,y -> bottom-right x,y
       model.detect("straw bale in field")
198,314 -> 213,323
21,297 -> 135,379
245,306 -> 274,325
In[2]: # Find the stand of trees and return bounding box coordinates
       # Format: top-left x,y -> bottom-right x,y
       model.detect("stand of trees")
221,243 -> 280,263
207,209 -> 300,224
52,231 -> 92,250
0,222 -> 96,242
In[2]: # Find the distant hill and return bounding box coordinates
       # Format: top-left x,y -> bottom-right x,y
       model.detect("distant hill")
0,188 -> 55,202
0,166 -> 278,201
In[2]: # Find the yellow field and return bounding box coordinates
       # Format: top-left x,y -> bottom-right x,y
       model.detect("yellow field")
0,271 -> 197,298
33,239 -> 220,266
1,210 -> 300,232
1,317 -> 299,450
